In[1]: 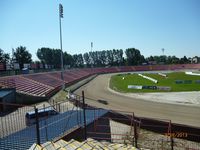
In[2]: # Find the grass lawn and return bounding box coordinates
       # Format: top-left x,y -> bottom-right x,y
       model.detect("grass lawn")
110,72 -> 200,93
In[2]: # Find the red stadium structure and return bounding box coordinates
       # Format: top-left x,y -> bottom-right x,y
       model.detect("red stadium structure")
0,64 -> 200,98
0,63 -> 5,71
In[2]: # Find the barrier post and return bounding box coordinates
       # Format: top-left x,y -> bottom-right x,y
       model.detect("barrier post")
133,113 -> 138,148
171,138 -> 174,150
169,120 -> 174,150
35,106 -> 40,145
130,113 -> 134,146
82,91 -> 87,140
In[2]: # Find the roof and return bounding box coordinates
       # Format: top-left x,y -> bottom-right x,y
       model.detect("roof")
0,90 -> 13,98
26,107 -> 56,115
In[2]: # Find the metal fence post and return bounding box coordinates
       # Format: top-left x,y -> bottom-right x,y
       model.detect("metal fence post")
169,120 -> 174,150
35,106 -> 40,145
161,139 -> 164,150
59,103 -> 61,112
130,113 -> 134,146
82,91 -> 87,140
133,113 -> 138,148
171,133 -> 174,149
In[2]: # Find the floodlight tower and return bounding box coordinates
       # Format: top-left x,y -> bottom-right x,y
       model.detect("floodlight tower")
91,42 -> 93,52
59,3 -> 65,89
91,42 -> 93,68
162,48 -> 165,55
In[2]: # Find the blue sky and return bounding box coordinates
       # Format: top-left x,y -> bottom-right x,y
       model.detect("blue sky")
0,0 -> 200,61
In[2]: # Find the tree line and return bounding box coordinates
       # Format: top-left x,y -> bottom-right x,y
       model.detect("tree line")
0,46 -> 199,70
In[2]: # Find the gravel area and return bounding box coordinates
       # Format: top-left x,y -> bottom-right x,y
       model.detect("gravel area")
108,88 -> 200,106
109,120 -> 200,150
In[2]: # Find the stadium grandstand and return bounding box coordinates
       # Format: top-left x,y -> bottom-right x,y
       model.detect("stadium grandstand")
1,64 -> 200,150
1,64 -> 200,98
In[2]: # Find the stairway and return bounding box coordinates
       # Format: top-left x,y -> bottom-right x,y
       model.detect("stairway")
29,138 -> 141,150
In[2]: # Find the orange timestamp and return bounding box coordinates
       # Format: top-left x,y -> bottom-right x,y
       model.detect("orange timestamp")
164,132 -> 188,138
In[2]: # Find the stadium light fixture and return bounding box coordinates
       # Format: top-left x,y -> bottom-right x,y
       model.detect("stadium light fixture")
59,3 -> 65,89
162,48 -> 165,56
91,42 -> 93,68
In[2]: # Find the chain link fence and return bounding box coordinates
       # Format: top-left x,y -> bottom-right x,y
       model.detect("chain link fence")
1,92 -> 200,150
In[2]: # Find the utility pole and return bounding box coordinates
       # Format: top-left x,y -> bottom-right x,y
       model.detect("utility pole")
59,4 -> 65,89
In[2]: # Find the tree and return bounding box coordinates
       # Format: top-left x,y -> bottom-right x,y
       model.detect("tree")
0,48 -> 10,64
89,51 -> 98,67
83,52 -> 90,67
171,56 -> 180,64
37,47 -> 66,68
73,54 -> 84,68
113,49 -> 124,66
37,47 -> 54,66
180,56 -> 189,64
51,49 -> 62,68
63,52 -> 74,67
98,50 -> 106,66
106,50 -> 114,66
147,56 -> 154,61
125,48 -> 144,65
13,46 -> 32,69
77,54 -> 84,67
159,55 -> 167,64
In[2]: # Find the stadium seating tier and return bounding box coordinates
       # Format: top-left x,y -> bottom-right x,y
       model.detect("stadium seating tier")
0,64 -> 200,97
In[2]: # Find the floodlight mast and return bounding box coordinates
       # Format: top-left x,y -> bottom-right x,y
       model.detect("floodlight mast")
59,4 -> 64,89
91,42 -> 93,68
162,48 -> 165,55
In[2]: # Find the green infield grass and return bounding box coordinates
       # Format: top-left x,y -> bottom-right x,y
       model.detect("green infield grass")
110,72 -> 200,93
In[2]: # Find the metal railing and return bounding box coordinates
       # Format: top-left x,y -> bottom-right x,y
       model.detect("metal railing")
0,100 -> 81,149
1,91 -> 200,150
71,92 -> 200,150
0,103 -> 36,149
0,69 -> 61,77
0,96 -> 107,150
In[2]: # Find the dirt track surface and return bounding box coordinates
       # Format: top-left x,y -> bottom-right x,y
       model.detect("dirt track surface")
74,74 -> 200,127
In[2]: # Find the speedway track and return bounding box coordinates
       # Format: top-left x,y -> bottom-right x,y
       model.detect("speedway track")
74,73 -> 200,127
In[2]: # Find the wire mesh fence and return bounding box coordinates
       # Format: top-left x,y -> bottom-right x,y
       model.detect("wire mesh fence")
0,100 -> 83,149
1,92 -> 200,150
0,103 -> 36,149
0,98 -> 108,149
70,93 -> 200,150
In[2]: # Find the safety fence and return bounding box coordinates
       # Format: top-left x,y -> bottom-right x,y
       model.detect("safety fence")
0,98 -> 108,150
0,91 -> 200,150
0,103 -> 36,149
82,107 -> 200,150
0,69 -> 60,77
0,101 -> 81,149
70,92 -> 200,150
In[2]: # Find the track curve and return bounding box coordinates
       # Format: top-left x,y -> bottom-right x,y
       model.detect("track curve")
74,74 -> 200,127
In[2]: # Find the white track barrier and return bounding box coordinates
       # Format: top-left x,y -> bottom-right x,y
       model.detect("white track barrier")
138,74 -> 158,83
158,73 -> 167,77
185,72 -> 200,76
128,85 -> 143,89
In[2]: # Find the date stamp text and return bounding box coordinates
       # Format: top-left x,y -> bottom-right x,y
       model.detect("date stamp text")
164,132 -> 188,138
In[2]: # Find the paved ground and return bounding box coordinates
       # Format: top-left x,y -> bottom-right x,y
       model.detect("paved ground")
74,74 -> 200,127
